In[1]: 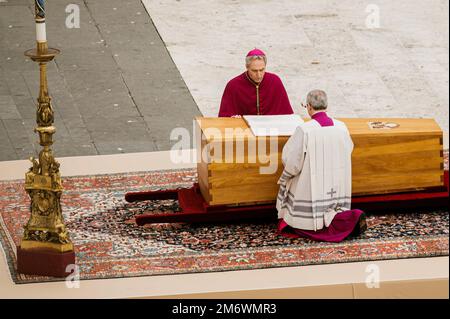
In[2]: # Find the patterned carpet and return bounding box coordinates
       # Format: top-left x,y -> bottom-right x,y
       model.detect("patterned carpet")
0,166 -> 448,284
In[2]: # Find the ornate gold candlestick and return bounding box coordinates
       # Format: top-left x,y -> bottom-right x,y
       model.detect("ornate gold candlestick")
17,0 -> 75,277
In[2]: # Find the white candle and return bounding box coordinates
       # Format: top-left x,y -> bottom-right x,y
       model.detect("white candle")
35,0 -> 46,42
36,22 -> 46,42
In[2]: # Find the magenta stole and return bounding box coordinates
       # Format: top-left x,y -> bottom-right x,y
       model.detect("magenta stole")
277,112 -> 364,242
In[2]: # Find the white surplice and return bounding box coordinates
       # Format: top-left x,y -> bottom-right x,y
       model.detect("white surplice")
276,119 -> 354,231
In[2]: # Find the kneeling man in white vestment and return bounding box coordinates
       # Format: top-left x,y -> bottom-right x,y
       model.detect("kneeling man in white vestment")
276,90 -> 366,242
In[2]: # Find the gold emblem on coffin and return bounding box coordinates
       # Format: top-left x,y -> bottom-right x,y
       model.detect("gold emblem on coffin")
368,121 -> 400,129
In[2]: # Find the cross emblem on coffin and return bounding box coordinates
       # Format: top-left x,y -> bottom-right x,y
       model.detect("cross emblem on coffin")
327,188 -> 337,198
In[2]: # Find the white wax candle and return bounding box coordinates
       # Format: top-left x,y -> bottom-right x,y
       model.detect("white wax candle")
35,0 -> 46,42
36,22 -> 46,42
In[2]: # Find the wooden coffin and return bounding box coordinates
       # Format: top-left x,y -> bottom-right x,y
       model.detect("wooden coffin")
195,117 -> 444,206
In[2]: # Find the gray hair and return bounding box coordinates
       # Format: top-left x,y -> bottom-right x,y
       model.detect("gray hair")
306,90 -> 328,110
245,55 -> 267,67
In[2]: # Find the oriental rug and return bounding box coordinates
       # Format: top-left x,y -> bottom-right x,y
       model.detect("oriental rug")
0,156 -> 448,284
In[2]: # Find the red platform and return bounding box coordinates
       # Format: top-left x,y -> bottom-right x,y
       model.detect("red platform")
16,246 -> 76,278
126,171 -> 449,225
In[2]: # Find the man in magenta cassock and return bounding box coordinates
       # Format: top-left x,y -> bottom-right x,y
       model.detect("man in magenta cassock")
218,49 -> 294,117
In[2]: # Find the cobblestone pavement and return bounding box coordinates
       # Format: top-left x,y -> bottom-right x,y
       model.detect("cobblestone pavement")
0,0 -> 200,161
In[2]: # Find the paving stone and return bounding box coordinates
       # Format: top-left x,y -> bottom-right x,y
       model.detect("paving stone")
2,118 -> 36,159
0,3 -> 34,27
0,49 -> 40,73
94,140 -> 156,155
0,0 -> 202,161
2,69 -> 32,98
61,116 -> 94,146
144,115 -> 197,151
0,74 -> 10,95
84,0 -> 149,26
0,95 -> 21,120
54,46 -> 119,72
83,115 -> 148,140
0,0 -> 31,6
0,120 -> 20,161
9,94 -> 36,120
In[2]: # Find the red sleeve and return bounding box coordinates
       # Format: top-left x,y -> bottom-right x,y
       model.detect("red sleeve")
218,82 -> 236,117
274,75 -> 294,115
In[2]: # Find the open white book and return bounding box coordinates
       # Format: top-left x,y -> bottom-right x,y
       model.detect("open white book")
243,114 -> 304,136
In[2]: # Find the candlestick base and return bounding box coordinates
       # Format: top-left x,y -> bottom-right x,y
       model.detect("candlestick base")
17,246 -> 76,278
